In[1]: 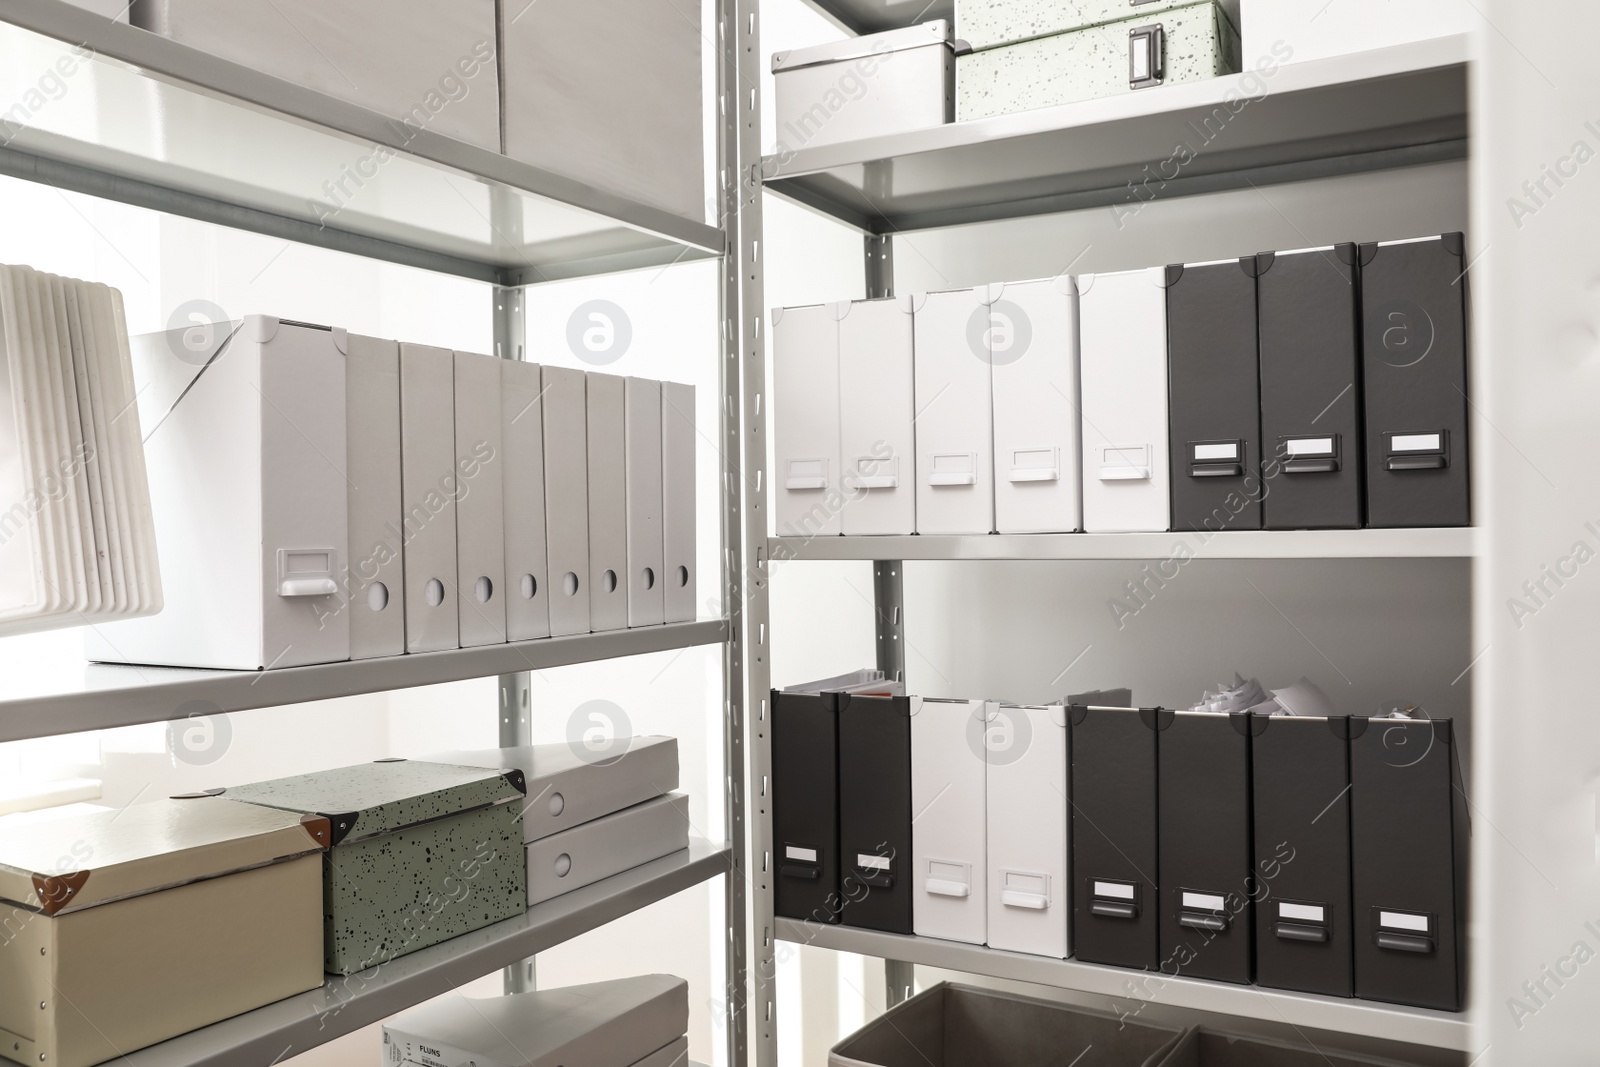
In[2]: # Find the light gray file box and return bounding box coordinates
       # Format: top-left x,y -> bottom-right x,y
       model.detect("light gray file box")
914,289 -> 994,535
838,297 -> 917,536
1077,269 -> 1172,533
345,335 -> 405,659
501,359 -> 550,641
586,373 -> 629,633
526,793 -> 690,906
772,22 -> 957,151
383,975 -> 688,1067
957,1 -> 1240,121
88,317 -> 349,670
661,381 -> 697,624
911,697 -> 988,946
428,736 -> 679,844
957,0 -> 1240,51
502,0 -> 704,220
625,378 -> 665,628
986,703 -> 1069,958
453,350 -> 506,647
773,302 -> 844,538
130,0 -> 500,151
542,366 -> 591,637
399,343 -> 459,652
989,278 -> 1082,534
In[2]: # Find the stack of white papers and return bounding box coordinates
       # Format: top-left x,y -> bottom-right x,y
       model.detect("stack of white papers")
0,264 -> 160,636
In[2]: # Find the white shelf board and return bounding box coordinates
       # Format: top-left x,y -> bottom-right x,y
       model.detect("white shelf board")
768,528 -> 1474,562
0,619 -> 728,744
775,919 -> 1471,1052
762,35 -> 1469,231
0,0 -> 723,283
115,839 -> 730,1067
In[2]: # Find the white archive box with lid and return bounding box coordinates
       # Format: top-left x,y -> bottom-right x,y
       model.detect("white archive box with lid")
526,792 -> 691,907
129,0 -> 500,151
772,21 -> 958,151
1077,268 -> 1173,533
0,264 -> 161,637
88,315 -> 346,670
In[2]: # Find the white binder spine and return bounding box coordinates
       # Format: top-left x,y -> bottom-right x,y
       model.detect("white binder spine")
586,372 -> 629,632
501,359 -> 550,642
453,350 -> 507,647
400,342 -> 460,652
660,381 -> 696,624
624,377 -> 665,627
541,366 -> 591,636
346,335 -> 405,659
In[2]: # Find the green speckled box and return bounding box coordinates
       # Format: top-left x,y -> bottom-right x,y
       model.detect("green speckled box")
957,0 -> 1240,121
225,759 -> 527,975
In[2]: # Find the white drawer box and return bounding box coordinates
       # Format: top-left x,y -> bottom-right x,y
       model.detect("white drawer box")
773,21 -> 956,151
526,793 -> 690,906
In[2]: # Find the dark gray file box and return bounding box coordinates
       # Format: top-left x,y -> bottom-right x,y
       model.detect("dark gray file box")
1251,714 -> 1355,998
1152,1026 -> 1433,1066
1359,234 -> 1471,528
1256,245 -> 1365,530
1158,711 -> 1253,985
1070,704 -> 1161,971
837,691 -> 914,934
1166,260 -> 1263,532
1350,716 -> 1468,1012
828,982 -> 1184,1067
772,688 -> 840,923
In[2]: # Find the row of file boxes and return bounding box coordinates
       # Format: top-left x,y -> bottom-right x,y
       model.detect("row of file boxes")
88,317 -> 696,670
773,234 -> 1469,536
0,739 -> 684,1067
772,691 -> 1466,1012
128,0 -> 705,221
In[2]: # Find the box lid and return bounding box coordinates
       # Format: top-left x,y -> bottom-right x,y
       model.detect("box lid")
959,0 -> 1239,53
772,20 -> 953,73
223,759 -> 526,846
385,975 -> 688,1067
0,796 -> 329,916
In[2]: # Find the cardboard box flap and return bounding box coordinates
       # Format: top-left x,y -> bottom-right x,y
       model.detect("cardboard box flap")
224,759 -> 525,844
0,796 -> 327,915
385,974 -> 688,1067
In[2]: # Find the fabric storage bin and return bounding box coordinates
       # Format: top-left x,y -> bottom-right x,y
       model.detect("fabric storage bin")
426,736 -> 678,843
128,0 -> 499,151
0,796 -> 327,1067
772,22 -> 957,151
502,0 -> 704,221
223,759 -> 527,975
1241,0 -> 1473,65
1152,1027 -> 1431,1066
383,974 -> 687,1067
829,982 -> 1185,1066
957,1 -> 1240,121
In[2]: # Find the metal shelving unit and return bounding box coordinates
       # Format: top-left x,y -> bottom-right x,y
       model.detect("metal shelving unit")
116,840 -> 731,1067
774,919 -> 1472,1052
0,2 -> 751,1065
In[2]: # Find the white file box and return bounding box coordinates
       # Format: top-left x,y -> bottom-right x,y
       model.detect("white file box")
625,378 -> 665,627
428,736 -> 679,844
586,373 -> 629,633
526,793 -> 690,906
989,278 -> 1082,534
454,350 -> 507,647
839,297 -> 917,535
89,316 -> 349,670
131,0 -> 500,151
345,335 -> 405,659
986,702 -> 1070,958
1077,269 -> 1173,533
773,302 -> 845,538
399,343 -> 459,653
501,359 -> 550,641
914,288 -> 995,535
661,381 -> 697,624
542,366 -> 591,637
912,697 -> 988,945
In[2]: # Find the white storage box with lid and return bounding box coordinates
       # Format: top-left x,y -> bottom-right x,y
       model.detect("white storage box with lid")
382,974 -> 688,1067
1241,0 -> 1474,65
957,0 -> 1240,51
0,796 -> 328,1067
128,0 -> 500,151
772,22 -> 957,152
427,736 -> 679,844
